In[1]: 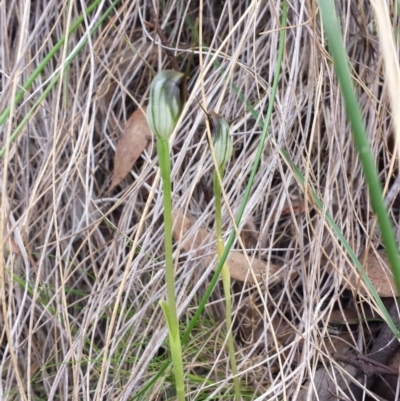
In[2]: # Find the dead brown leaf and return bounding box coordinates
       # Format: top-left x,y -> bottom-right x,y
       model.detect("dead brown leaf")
240,218 -> 259,250
4,235 -> 20,254
108,107 -> 152,192
347,250 -> 398,297
172,210 -> 292,284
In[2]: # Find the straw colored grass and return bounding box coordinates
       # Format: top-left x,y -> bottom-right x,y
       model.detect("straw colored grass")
1,1 -> 399,400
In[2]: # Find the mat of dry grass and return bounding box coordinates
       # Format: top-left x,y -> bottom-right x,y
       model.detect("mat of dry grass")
1,1 -> 400,400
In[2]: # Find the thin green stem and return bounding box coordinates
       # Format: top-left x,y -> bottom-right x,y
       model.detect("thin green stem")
222,266 -> 240,399
214,168 -> 241,400
318,0 -> 400,325
187,4 -> 397,334
156,138 -> 185,401
134,2 -> 288,398
183,0 -> 287,344
214,167 -> 223,243
281,149 -> 400,336
157,138 -> 178,323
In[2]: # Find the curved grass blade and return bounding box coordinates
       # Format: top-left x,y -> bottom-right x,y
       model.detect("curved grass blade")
317,0 -> 400,336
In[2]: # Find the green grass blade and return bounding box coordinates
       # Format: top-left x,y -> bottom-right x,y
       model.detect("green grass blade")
0,0 -> 122,158
133,2 -> 288,398
280,149 -> 400,336
183,0 -> 287,343
188,0 -> 400,337
317,0 -> 400,334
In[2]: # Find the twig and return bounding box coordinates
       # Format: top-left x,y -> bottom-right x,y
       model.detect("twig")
338,298 -> 400,401
333,352 -> 398,377
148,4 -> 180,72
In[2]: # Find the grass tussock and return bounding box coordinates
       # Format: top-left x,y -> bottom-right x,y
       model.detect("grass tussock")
1,1 -> 399,400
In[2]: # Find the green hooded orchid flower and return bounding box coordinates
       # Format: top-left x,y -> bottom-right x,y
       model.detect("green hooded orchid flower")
147,70 -> 185,140
210,111 -> 233,168
208,111 -> 240,400
146,69 -> 186,401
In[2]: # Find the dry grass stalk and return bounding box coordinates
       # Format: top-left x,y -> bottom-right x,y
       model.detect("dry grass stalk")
1,1 -> 399,400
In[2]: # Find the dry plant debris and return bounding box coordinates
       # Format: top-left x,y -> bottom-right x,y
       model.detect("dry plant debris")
346,250 -> 398,297
108,107 -> 152,192
1,1 -> 400,400
172,210 -> 288,283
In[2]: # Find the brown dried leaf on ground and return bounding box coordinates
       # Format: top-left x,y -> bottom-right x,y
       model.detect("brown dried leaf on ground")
4,235 -> 20,254
346,250 -> 398,297
108,107 -> 152,192
172,210 -> 291,283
